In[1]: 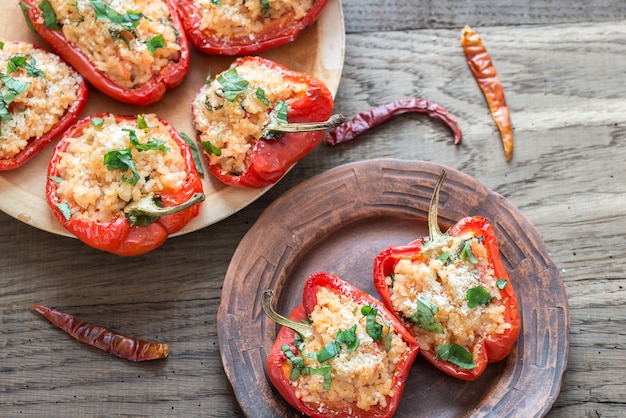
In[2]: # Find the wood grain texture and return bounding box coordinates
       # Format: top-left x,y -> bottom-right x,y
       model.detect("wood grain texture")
1,1 -> 625,417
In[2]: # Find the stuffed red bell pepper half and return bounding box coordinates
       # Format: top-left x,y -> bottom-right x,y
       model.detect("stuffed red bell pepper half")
191,56 -> 343,188
46,113 -> 204,256
174,0 -> 330,55
20,0 -> 190,105
263,272 -> 419,417
373,170 -> 521,381
0,38 -> 87,170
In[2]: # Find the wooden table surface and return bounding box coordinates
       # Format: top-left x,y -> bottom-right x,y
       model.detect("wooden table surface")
2,1 -> 626,417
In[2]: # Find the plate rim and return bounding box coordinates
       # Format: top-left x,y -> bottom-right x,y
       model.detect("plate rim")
218,158 -> 570,417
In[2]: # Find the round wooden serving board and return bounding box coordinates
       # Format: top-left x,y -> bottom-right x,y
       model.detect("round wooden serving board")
0,0 -> 345,237
218,158 -> 569,417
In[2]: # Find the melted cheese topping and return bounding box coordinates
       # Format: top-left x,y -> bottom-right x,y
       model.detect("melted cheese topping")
292,287 -> 409,413
387,233 -> 511,354
192,59 -> 307,175
196,0 -> 314,39
0,39 -> 81,159
46,0 -> 181,89
54,114 -> 187,222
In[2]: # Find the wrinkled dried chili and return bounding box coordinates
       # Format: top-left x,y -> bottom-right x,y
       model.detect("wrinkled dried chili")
31,305 -> 169,362
461,25 -> 514,161
324,98 -> 462,146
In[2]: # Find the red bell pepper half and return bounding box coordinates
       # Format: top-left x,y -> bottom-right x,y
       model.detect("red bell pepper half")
0,40 -> 88,170
46,113 -> 204,256
20,0 -> 190,105
174,0 -> 330,55
373,171 -> 521,381
192,56 -> 343,188
263,271 -> 419,417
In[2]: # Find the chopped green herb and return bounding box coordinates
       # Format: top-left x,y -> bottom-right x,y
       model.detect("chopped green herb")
461,239 -> 478,264
103,148 -> 140,185
210,0 -> 221,4
123,128 -> 169,153
361,304 -> 392,351
282,344 -> 332,389
91,117 -> 105,128
466,286 -> 493,308
496,279 -> 508,290
90,0 -> 144,32
255,87 -> 269,106
0,73 -> 31,134
412,297 -> 444,334
436,250 -> 450,262
39,0 -> 61,30
55,202 -> 72,221
335,324 -> 359,351
146,34 -> 165,55
180,132 -> 204,176
201,140 -> 221,156
136,114 -> 150,130
0,42 -> 4,50
273,100 -> 289,124
7,56 -> 46,78
48,176 -> 64,184
216,68 -> 249,101
20,2 -> 37,33
436,344 -> 476,369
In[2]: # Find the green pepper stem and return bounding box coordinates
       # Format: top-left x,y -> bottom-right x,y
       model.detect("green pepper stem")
425,170 -> 448,249
262,289 -> 314,340
124,192 -> 205,226
263,114 -> 346,138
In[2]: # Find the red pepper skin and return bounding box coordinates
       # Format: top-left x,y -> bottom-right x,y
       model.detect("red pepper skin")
0,43 -> 88,171
266,272 -> 419,417
21,0 -> 190,106
196,56 -> 334,188
373,216 -> 521,381
31,305 -> 169,362
174,0 -> 330,56
46,113 -> 203,256
325,98 -> 463,146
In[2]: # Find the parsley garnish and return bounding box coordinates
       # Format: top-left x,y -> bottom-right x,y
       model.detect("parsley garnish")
90,0 -> 144,32
0,74 -> 31,135
216,68 -> 249,102
103,148 -> 139,185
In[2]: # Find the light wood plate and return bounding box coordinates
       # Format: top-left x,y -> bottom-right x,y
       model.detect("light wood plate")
0,0 -> 345,236
218,159 -> 569,417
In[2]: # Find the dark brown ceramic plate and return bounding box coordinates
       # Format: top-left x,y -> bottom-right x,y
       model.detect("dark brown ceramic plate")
217,159 -> 569,417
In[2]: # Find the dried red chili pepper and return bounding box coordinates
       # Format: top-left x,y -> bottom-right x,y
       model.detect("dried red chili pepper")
46,113 -> 204,256
31,305 -> 169,362
174,0 -> 330,55
192,56 -> 343,188
0,39 -> 88,170
461,25 -> 514,161
373,170 -> 520,380
263,271 -> 419,417
325,98 -> 463,146
20,0 -> 190,105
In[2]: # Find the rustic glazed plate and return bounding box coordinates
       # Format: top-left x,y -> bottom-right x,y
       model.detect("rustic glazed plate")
0,0 -> 345,236
218,159 -> 569,417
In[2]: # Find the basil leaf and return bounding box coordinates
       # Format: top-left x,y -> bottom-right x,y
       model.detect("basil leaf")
55,202 -> 72,221
180,132 -> 204,176
146,34 -> 164,55
90,0 -> 144,32
103,148 -> 139,185
136,114 -> 149,129
496,279 -> 508,290
335,324 -> 359,352
38,0 -> 61,30
466,286 -> 493,308
273,100 -> 288,124
316,341 -> 339,363
412,297 -> 444,334
217,68 -> 249,102
48,176 -> 64,184
436,344 -> 476,369
436,250 -> 450,262
20,2 -> 37,33
8,56 -> 45,78
255,87 -> 269,106
305,365 -> 332,390
210,0 -> 220,4
201,140 -> 221,156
